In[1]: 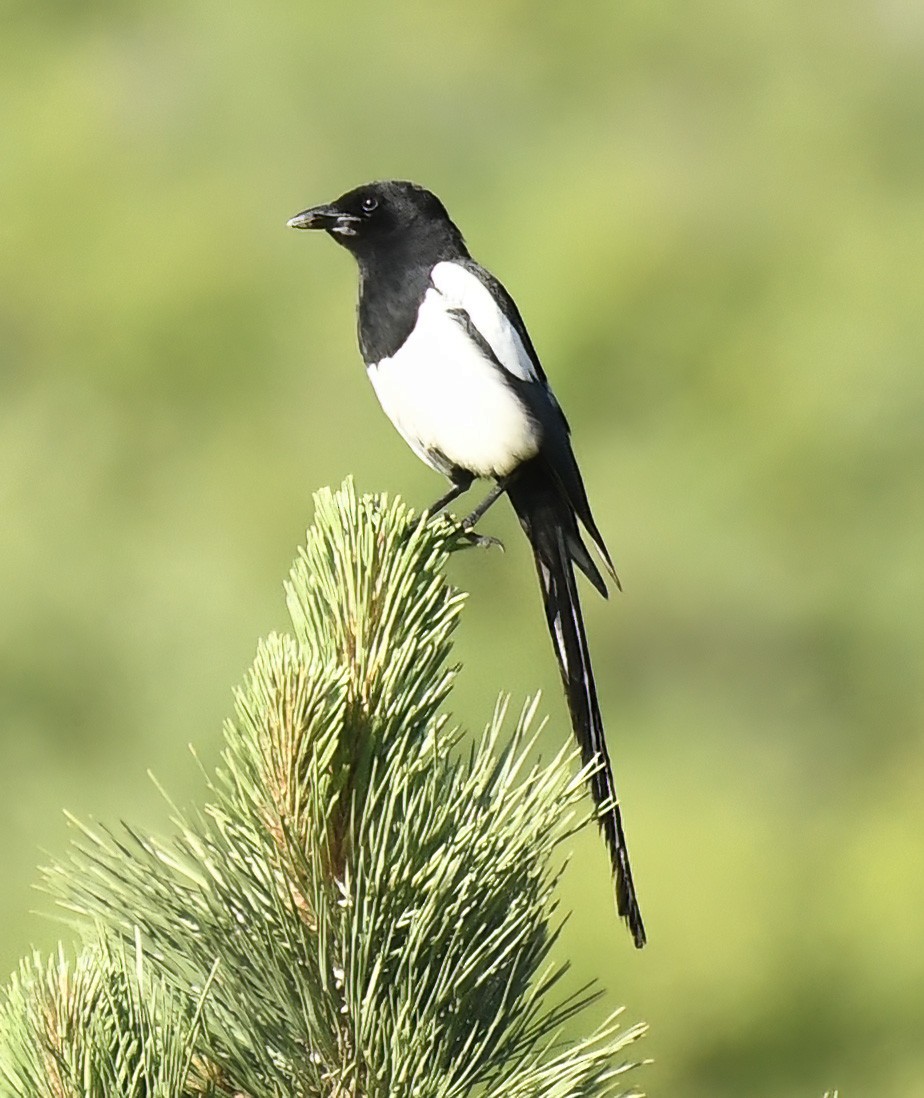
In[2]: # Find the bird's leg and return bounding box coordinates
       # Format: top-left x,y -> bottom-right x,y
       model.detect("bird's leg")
420,472 -> 498,550
461,476 -> 510,529
426,472 -> 475,517
456,476 -> 511,550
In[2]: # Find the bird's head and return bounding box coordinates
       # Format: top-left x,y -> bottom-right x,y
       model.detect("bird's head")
287,180 -> 466,265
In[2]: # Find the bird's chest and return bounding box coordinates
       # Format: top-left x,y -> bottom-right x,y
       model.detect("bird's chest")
366,292 -> 540,479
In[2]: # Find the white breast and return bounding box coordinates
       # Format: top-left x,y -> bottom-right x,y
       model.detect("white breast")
367,285 -> 541,479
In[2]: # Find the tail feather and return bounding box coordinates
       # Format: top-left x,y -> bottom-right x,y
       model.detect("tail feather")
507,462 -> 646,948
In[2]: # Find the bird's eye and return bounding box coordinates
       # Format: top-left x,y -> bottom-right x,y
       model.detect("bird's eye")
361,196 -> 378,213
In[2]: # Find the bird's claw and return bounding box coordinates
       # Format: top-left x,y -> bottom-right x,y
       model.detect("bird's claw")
457,526 -> 504,552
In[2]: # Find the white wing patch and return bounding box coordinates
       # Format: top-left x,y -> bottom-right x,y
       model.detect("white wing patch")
430,261 -> 539,383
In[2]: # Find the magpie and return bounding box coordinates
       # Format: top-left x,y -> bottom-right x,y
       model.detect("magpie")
288,180 -> 646,948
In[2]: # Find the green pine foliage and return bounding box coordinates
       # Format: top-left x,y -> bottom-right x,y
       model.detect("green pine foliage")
0,938 -> 212,1097
0,481 -> 646,1097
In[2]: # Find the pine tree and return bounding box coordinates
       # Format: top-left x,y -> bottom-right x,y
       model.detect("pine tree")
0,481 -> 647,1097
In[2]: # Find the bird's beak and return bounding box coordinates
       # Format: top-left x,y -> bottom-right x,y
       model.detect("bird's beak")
286,204 -> 361,236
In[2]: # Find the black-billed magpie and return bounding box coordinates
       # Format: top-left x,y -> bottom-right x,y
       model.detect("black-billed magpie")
288,180 -> 645,948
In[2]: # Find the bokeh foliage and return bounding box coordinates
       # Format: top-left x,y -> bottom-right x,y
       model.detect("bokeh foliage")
1,2 -> 922,1096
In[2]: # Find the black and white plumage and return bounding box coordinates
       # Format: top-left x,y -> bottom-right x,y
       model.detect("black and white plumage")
288,180 -> 646,948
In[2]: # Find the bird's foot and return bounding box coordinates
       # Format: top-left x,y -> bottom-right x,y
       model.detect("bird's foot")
457,523 -> 504,552
411,508 -> 504,552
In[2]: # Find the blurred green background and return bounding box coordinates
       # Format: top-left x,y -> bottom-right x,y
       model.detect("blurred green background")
2,1 -> 922,1094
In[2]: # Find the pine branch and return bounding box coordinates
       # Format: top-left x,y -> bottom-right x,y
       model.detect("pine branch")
0,935 -> 212,1098
2,480 -> 647,1096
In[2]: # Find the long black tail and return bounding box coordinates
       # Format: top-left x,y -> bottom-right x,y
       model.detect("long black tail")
507,462 -> 646,948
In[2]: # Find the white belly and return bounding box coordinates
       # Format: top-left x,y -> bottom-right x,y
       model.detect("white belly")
367,289 -> 541,478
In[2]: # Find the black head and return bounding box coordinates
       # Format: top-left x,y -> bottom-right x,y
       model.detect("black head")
287,180 -> 468,267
